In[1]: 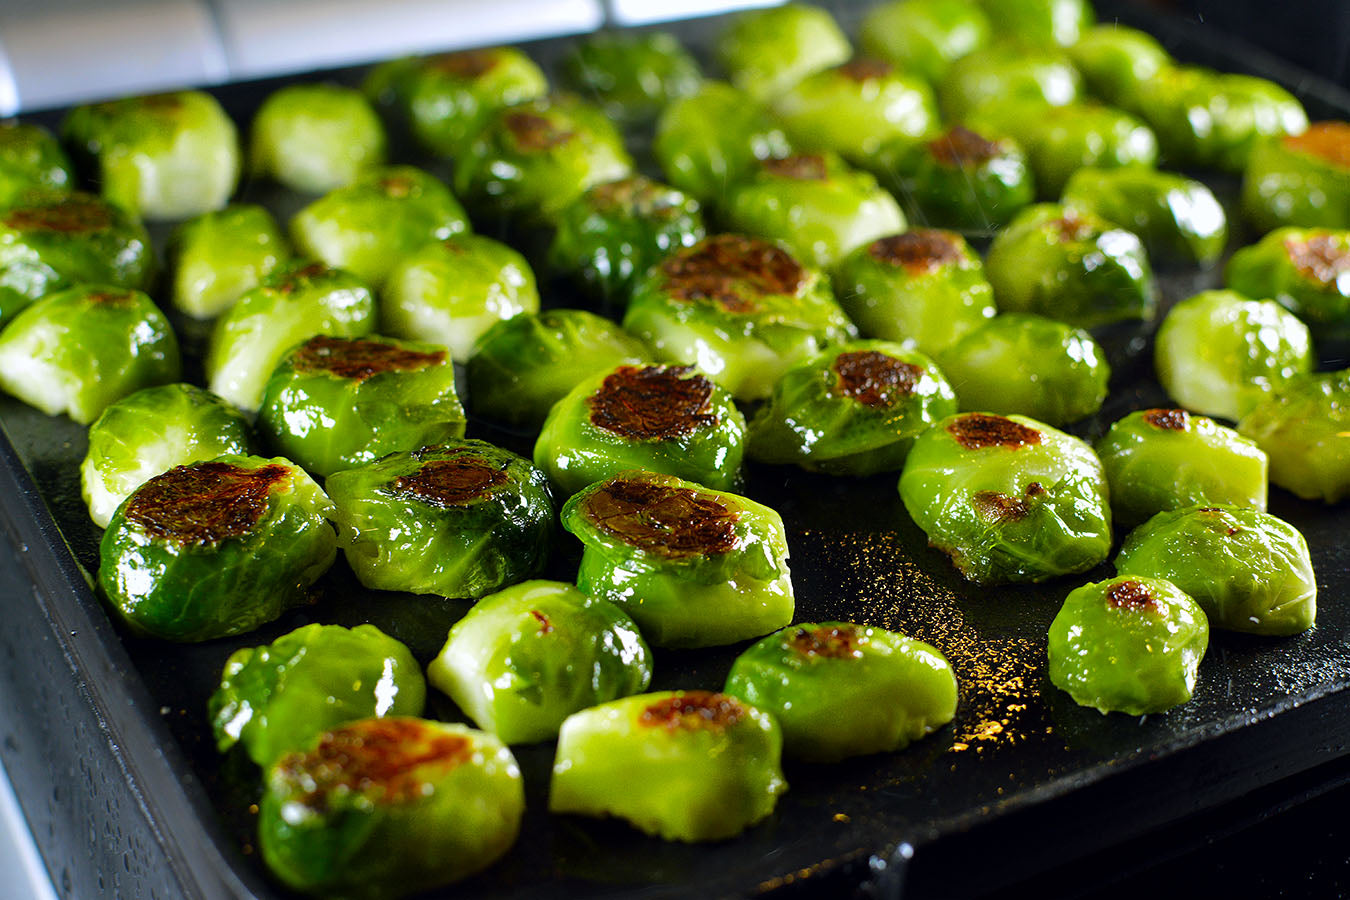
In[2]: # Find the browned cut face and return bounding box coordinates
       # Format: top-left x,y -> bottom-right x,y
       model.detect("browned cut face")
430,48 -> 500,79
837,58 -> 894,82
832,351 -> 920,408
379,173 -> 416,198
124,461 -> 290,545
947,413 -> 1043,450
868,230 -> 962,274
928,126 -> 1002,167
972,484 -> 1043,524
638,691 -> 747,732
275,262 -> 329,293
392,456 -> 508,508
4,196 -> 112,233
788,624 -> 864,659
1284,234 -> 1350,285
1143,408 -> 1190,431
1283,122 -> 1350,168
582,475 -> 739,557
661,234 -> 805,313
505,111 -> 574,151
1049,212 -> 1095,243
762,154 -> 829,181
587,365 -> 718,440
1106,579 -> 1158,612
291,335 -> 446,383
86,289 -> 137,307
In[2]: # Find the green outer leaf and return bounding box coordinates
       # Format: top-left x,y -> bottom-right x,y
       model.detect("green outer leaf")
976,0 -> 1093,46
714,4 -> 851,102
1237,368 -> 1350,503
0,122 -> 73,206
167,203 -> 291,318
1061,166 -> 1227,266
250,83 -> 387,194
1067,24 -> 1171,111
938,43 -> 1081,121
559,32 -> 703,124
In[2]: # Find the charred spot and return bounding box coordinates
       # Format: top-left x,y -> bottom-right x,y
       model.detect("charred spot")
4,196 -> 112,233
291,336 -> 446,383
380,174 -> 416,198
582,476 -> 738,558
1050,213 -> 1095,243
392,456 -> 509,508
1106,579 -> 1158,612
788,624 -> 863,659
429,49 -> 500,79
973,490 -> 1031,524
123,462 -> 290,546
868,230 -> 963,274
1283,122 -> 1350,169
589,176 -> 675,217
505,111 -> 574,151
1284,234 -> 1350,285
274,262 -> 330,293
587,365 -> 718,440
1025,482 -> 1045,497
762,154 -> 829,181
832,351 -> 920,408
136,93 -> 186,112
638,691 -> 746,732
530,610 -> 553,634
86,289 -> 137,306
837,59 -> 894,82
1143,408 -> 1190,431
948,413 -> 1043,450
661,235 -> 805,313
928,127 -> 1002,167
1198,507 -> 1242,536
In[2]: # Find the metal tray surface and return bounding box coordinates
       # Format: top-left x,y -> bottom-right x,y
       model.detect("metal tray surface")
2,2 -> 1350,898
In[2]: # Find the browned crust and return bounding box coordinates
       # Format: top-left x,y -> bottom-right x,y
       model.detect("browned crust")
428,49 -> 501,79
275,262 -> 330,293
1197,507 -> 1242,535
530,609 -> 553,634
505,111 -> 574,151
290,335 -> 446,383
587,365 -> 718,440
660,235 -> 805,313
832,351 -> 920,408
1143,408 -> 1190,431
86,289 -> 137,306
1049,213 -> 1095,243
947,413 -> 1043,450
867,230 -> 963,274
1106,579 -> 1157,612
788,624 -> 863,659
392,457 -> 509,507
638,691 -> 747,732
123,461 -> 290,545
837,59 -> 895,82
1283,122 -> 1350,169
3,196 -> 112,233
582,476 -> 738,557
928,127 -> 1002,167
762,154 -> 829,181
1284,234 -> 1350,285
379,173 -> 416,198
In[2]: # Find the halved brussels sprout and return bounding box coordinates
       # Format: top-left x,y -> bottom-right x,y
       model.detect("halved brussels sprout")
898,412 -> 1112,584
546,175 -> 705,306
560,32 -> 703,125
250,83 -> 387,194
937,313 -> 1109,426
875,126 -> 1034,232
1242,122 -> 1350,233
835,230 -> 996,355
325,440 -> 553,599
0,191 -> 154,327
938,43 -> 1081,121
62,90 -> 240,220
259,718 -> 523,898
985,204 -> 1156,329
1095,408 -> 1267,528
535,364 -> 746,496
167,204 -> 291,319
1117,506 -> 1316,636
715,4 -> 852,101
210,623 -> 426,766
98,455 -> 337,642
427,580 -> 651,744
1154,289 -> 1312,422
452,95 -> 633,226
382,233 -> 539,362
81,383 -> 251,528
724,622 -> 958,762
1048,575 -> 1208,715
1060,166 -> 1228,266
977,0 -> 1093,46
623,234 -> 856,401
653,81 -> 793,201
859,0 -> 991,85
0,122 -> 72,205
257,334 -> 465,478
205,260 -> 377,413
748,340 -> 957,475
549,691 -> 785,842
0,284 -> 179,425
290,165 -> 468,287
1067,24 -> 1171,112
770,60 -> 939,165
723,152 -> 907,268
466,309 -> 651,431
1226,227 -> 1350,343
1238,368 -> 1350,503
562,470 -> 793,648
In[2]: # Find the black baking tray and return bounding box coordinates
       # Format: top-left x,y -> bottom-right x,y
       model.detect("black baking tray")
2,2 -> 1350,898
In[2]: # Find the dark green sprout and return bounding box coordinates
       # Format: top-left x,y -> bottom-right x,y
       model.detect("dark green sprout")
715,4 -> 852,101
560,31 -> 703,125
1225,227 -> 1350,343
0,121 -> 72,205
1242,122 -> 1350,233
1238,368 -> 1350,503
1067,24 -> 1171,112
167,204 -> 291,319
250,83 -> 387,194
977,0 -> 1094,46
859,0 -> 991,85
938,43 -> 1081,121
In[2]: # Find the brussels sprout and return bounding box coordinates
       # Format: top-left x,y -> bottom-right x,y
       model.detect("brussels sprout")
325,440 -> 553,599
250,83 -> 387,194
653,81 -> 793,202
770,60 -> 939,165
546,175 -> 705,306
560,32 -> 703,125
747,340 -> 957,476
0,122 -> 72,205
985,204 -> 1156,329
898,412 -> 1112,584
290,165 -> 468,288
465,309 -> 651,430
0,284 -> 179,425
535,364 -> 746,496
1095,408 -> 1267,529
0,191 -> 154,327
452,95 -> 633,227
427,580 -> 651,744
98,455 -> 337,642
1242,122 -> 1350,233
205,261 -> 376,413
724,623 -> 958,762
257,335 -> 465,478
1226,227 -> 1350,343
1117,506 -> 1315,636
623,234 -> 856,401
875,126 -> 1034,232
562,471 -> 793,648
1060,166 -> 1227,266
1154,289 -> 1312,422
259,718 -> 523,898
210,623 -> 425,766
858,0 -> 991,85
363,47 -> 548,158
382,234 -> 540,361
938,314 -> 1109,426
549,691 -> 785,842
715,4 -> 852,102
1047,576 -> 1208,715
976,0 -> 1092,46
938,43 -> 1081,121
61,90 -> 240,221
81,383 -> 251,528
1237,368 -> 1350,503
167,204 -> 290,319
1137,67 -> 1308,173
1067,24 -> 1171,112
